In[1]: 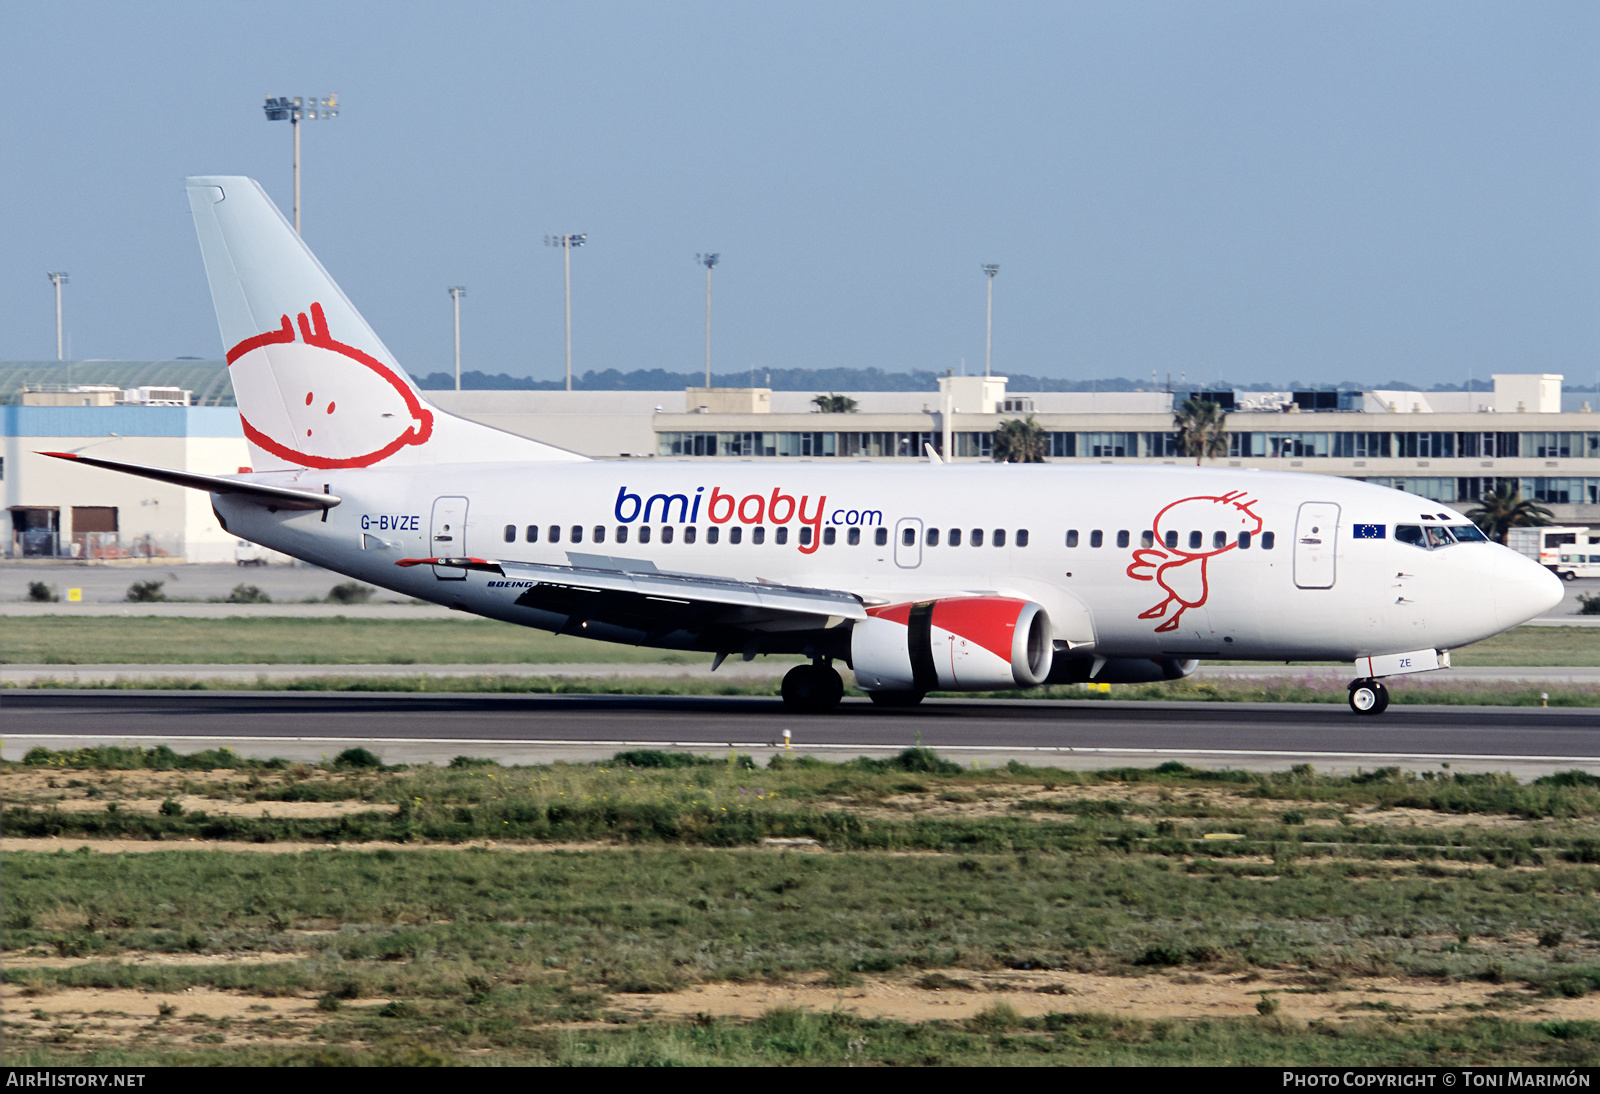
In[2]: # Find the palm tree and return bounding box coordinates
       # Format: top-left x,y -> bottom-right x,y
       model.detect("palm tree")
1173,398 -> 1229,466
811,393 -> 858,413
1466,480 -> 1553,544
992,416 -> 1046,463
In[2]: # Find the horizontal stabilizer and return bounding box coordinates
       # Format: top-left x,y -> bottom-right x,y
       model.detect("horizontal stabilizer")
39,451 -> 340,511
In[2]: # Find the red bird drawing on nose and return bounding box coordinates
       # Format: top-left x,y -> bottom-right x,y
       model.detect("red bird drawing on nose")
1126,491 -> 1264,632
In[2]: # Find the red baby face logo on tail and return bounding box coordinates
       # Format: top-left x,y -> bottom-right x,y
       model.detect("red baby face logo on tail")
226,302 -> 433,469
1125,491 -> 1263,633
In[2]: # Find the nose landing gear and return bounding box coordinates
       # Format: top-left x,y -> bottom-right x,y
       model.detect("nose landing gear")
781,660 -> 844,713
1348,678 -> 1389,716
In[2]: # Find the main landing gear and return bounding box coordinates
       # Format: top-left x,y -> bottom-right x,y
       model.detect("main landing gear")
781,661 -> 844,714
1348,678 -> 1389,716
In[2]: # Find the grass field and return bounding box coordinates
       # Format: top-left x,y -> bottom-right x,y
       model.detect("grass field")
3,747 -> 1599,1065
2,617 -> 1595,668
0,616 -> 729,666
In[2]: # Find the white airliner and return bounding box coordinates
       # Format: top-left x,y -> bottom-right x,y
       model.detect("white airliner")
46,177 -> 1564,716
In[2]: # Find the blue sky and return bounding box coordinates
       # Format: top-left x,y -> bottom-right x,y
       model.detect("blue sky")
3,1 -> 1598,389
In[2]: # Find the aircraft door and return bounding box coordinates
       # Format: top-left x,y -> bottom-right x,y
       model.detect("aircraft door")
430,496 -> 469,579
1294,501 -> 1339,589
894,517 -> 923,568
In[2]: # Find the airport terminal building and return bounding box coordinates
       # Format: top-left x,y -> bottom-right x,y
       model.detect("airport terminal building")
5,361 -> 1600,559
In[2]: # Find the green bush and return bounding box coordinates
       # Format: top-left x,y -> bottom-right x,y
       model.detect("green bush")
327,582 -> 375,604
27,581 -> 58,603
333,747 -> 383,769
125,580 -> 166,603
225,584 -> 271,604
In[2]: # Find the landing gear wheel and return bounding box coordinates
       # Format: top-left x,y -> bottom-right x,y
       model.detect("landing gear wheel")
867,690 -> 926,708
1348,678 -> 1389,716
781,664 -> 844,713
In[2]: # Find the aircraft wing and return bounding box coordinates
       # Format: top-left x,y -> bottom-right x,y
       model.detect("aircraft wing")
395,555 -> 865,648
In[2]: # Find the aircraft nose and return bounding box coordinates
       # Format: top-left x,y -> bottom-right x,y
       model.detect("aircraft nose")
1489,547 -> 1564,631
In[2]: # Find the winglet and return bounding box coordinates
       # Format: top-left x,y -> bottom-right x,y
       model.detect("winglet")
924,442 -> 943,464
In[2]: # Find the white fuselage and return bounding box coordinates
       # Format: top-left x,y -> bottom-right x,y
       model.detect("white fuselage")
214,461 -> 1562,665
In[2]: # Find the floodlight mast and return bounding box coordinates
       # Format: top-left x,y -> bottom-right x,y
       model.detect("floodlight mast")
981,264 -> 999,378
47,272 -> 69,361
545,234 -> 586,391
263,94 -> 338,235
447,286 -> 466,391
698,253 -> 719,388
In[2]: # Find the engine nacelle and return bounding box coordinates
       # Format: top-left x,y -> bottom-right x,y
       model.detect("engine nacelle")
851,597 -> 1053,692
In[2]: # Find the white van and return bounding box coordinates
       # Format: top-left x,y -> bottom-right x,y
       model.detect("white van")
234,539 -> 269,566
1554,550 -> 1600,582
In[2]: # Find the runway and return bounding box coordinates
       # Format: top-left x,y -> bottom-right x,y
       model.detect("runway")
5,690 -> 1599,777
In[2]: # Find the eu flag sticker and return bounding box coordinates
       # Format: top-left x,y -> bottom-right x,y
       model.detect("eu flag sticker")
1353,524 -> 1386,539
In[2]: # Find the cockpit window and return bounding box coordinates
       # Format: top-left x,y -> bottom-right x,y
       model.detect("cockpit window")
1395,525 -> 1426,548
1449,524 -> 1488,543
1424,525 -> 1455,548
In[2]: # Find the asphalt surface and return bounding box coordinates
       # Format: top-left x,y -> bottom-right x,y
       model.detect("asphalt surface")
6,690 -> 1598,776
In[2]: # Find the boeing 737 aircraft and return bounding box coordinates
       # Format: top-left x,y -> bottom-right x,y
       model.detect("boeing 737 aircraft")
46,177 -> 1564,715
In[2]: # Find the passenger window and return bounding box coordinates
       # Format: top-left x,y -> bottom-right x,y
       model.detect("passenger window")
875,527 -> 888,547
799,526 -> 813,545
661,526 -> 674,544
1261,531 -> 1275,550
570,526 -> 583,544
1066,529 -> 1078,548
503,524 -> 515,543
1189,530 -> 1202,550
1090,530 -> 1103,548
970,528 -> 984,547
1016,529 -> 1028,547
1140,530 -> 1154,548
1164,530 -> 1177,550
525,525 -> 539,544
823,527 -> 836,545
593,526 -> 606,544
775,527 -> 788,545
616,526 -> 628,544
548,525 -> 561,543
1213,531 -> 1226,549
639,526 -> 652,544
1116,530 -> 1130,549
847,527 -> 861,546
1238,531 -> 1251,549
1395,525 -> 1426,548
730,527 -> 743,544
753,527 -> 765,545
927,528 -> 941,547
903,528 -> 916,547
949,528 -> 962,547
993,529 -> 1006,547
684,526 -> 697,544
708,526 -> 720,544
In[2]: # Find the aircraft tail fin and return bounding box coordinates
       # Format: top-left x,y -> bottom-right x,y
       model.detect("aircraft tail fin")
186,176 -> 585,470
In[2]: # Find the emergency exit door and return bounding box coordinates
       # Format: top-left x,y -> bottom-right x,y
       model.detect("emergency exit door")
894,517 -> 923,568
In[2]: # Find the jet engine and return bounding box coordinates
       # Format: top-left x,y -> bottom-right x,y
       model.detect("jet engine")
850,597 -> 1053,692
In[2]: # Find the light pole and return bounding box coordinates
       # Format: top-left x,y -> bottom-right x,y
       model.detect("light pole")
981,264 -> 999,377
263,95 -> 338,235
447,286 -> 466,391
697,253 -> 719,388
544,234 -> 586,391
47,271 -> 68,361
